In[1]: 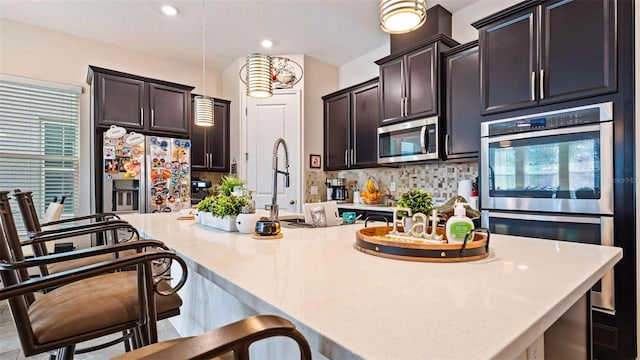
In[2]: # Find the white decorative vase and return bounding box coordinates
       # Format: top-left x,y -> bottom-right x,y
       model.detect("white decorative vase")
235,213 -> 261,234
199,212 -> 238,232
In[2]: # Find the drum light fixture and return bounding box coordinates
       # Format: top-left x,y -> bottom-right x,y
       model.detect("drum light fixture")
194,0 -> 214,126
379,0 -> 427,34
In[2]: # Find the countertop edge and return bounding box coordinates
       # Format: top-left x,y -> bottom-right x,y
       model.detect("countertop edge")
493,248 -> 622,359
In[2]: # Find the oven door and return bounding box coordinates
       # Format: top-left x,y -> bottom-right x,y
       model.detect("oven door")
482,211 -> 615,313
481,122 -> 613,214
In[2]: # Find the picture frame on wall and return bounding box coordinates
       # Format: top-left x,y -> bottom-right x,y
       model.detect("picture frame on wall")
310,154 -> 321,169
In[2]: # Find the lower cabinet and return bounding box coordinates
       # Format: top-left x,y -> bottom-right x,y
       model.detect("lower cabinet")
338,208 -> 394,223
190,98 -> 230,172
442,41 -> 481,161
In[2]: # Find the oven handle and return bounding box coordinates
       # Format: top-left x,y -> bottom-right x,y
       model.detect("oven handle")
484,211 -> 605,224
420,125 -> 427,154
487,123 -> 602,144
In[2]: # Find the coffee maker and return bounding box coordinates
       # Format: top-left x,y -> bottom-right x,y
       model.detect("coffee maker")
191,178 -> 212,205
325,178 -> 348,203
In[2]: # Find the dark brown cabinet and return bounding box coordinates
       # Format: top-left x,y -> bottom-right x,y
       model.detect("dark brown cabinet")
442,41 -> 481,160
323,78 -> 379,170
88,66 -> 193,136
190,98 -> 230,172
474,0 -> 616,114
376,35 -> 458,125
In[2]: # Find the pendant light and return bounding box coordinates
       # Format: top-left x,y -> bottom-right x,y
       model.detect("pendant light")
245,53 -> 273,98
379,0 -> 427,34
194,0 -> 214,127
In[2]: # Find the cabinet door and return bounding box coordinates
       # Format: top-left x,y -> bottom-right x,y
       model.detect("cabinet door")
324,93 -> 350,170
379,58 -> 404,125
190,122 -> 208,171
445,45 -> 481,160
540,0 -> 616,104
208,101 -> 230,172
479,9 -> 538,114
148,83 -> 190,135
351,83 -> 379,168
406,45 -> 437,118
96,74 -> 145,129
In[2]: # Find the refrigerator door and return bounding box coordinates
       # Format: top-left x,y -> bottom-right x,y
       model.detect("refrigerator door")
146,137 -> 191,212
168,138 -> 192,211
146,136 -> 173,213
102,126 -> 145,214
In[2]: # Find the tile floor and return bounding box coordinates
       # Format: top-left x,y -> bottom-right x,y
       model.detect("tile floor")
0,300 -> 180,360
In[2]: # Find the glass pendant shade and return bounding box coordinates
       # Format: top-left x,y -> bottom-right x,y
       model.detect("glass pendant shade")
379,0 -> 427,34
246,53 -> 273,98
193,95 -> 214,127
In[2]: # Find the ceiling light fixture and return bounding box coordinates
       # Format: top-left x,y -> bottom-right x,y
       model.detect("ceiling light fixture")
194,0 -> 213,127
161,4 -> 179,16
239,1 -> 303,99
379,0 -> 427,34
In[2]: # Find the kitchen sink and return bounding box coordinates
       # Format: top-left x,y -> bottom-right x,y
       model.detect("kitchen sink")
280,217 -> 314,228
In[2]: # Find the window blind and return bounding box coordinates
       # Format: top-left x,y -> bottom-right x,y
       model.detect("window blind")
0,76 -> 80,234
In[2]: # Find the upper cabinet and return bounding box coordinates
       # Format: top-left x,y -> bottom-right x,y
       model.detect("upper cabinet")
191,98 -> 230,172
376,35 -> 458,126
474,0 -> 616,115
323,78 -> 379,170
87,66 -> 194,136
442,41 -> 481,161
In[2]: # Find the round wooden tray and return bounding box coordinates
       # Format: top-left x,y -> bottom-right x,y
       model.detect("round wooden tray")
355,226 -> 490,263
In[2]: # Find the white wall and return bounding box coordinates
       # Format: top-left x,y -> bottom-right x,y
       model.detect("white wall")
303,56 -> 338,170
451,0 -> 522,43
338,43 -> 389,88
0,19 -> 222,219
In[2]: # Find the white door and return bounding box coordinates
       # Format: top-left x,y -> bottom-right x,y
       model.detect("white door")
244,91 -> 301,214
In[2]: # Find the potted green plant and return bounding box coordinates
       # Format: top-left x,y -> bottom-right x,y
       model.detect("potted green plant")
397,189 -> 433,215
396,189 -> 433,231
196,177 -> 251,232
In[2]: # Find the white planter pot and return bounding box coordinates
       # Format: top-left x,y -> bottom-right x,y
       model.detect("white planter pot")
235,213 -> 261,234
199,212 -> 238,232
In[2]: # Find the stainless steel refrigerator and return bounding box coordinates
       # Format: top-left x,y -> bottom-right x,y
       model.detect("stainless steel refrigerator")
102,126 -> 191,214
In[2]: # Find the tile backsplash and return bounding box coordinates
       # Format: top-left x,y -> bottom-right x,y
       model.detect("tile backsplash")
305,162 -> 478,206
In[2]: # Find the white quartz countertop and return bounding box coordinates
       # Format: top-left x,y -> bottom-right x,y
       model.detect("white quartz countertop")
122,213 -> 621,359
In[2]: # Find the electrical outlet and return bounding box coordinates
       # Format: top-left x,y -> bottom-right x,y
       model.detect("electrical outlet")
310,186 -> 318,195
390,182 -> 396,192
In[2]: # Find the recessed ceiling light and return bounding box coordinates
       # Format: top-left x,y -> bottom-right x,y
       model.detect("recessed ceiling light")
161,5 -> 179,16
261,39 -> 274,49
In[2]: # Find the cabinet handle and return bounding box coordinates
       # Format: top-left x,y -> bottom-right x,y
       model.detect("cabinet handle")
344,149 -> 348,165
531,72 -> 535,101
209,153 -> 213,168
404,97 -> 408,117
539,69 -> 545,99
400,98 -> 404,117
206,153 -> 209,168
140,108 -> 144,126
151,109 -> 155,126
351,149 -> 354,165
445,134 -> 450,156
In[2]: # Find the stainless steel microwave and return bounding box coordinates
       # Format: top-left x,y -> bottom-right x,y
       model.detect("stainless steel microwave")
377,117 -> 439,164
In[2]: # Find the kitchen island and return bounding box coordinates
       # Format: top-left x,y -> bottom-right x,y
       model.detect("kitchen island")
122,213 -> 621,359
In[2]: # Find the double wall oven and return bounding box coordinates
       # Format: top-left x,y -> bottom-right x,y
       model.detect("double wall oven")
480,102 -> 615,313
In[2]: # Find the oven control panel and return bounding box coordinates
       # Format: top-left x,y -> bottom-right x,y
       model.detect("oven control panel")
487,106 -> 608,136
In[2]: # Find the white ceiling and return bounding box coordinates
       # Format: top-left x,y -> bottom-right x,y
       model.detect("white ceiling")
0,0 -> 480,71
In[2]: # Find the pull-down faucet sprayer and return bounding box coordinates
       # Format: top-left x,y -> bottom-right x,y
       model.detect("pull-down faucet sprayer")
270,138 -> 290,220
